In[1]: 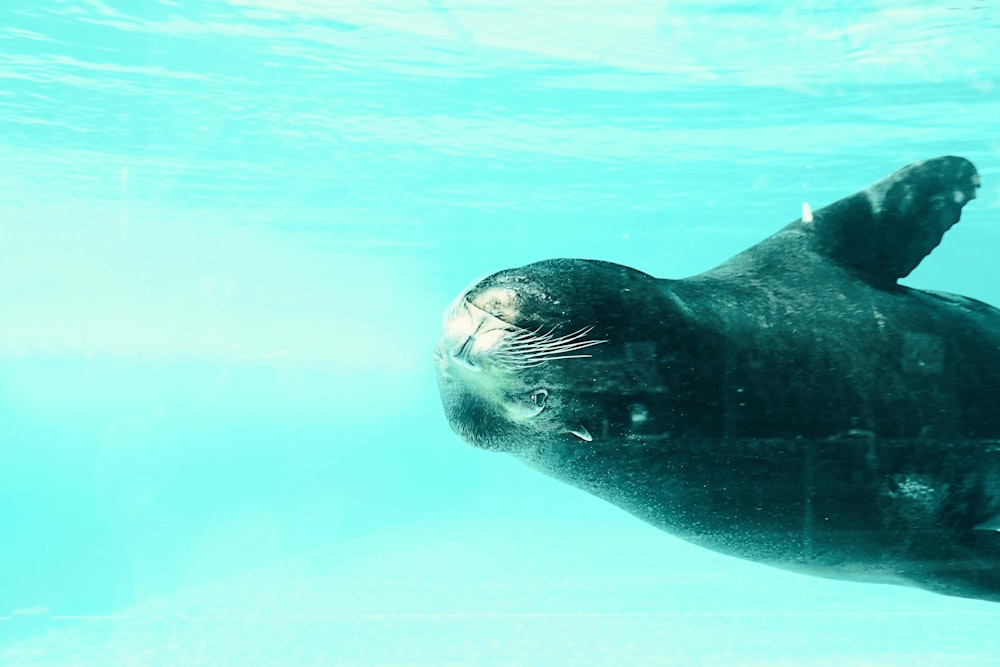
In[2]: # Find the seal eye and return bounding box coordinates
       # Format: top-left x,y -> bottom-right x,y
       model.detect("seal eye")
529,389 -> 548,408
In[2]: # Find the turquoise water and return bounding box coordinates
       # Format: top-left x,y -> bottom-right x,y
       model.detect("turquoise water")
3,1 -> 1000,664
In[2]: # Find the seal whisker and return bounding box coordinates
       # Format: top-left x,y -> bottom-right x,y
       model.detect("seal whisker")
494,352 -> 599,369
507,333 -> 601,347
503,341 -> 607,356
508,326 -> 597,344
504,327 -> 604,348
492,325 -> 607,369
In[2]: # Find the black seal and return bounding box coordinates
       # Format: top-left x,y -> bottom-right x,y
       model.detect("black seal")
435,157 -> 1000,603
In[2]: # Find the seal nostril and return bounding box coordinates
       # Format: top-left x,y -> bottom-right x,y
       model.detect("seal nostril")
449,336 -> 479,370
454,336 -> 472,359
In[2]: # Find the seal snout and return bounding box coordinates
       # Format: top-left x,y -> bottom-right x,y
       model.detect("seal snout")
436,291 -> 519,376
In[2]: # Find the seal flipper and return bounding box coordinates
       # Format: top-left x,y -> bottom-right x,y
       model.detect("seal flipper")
804,156 -> 980,286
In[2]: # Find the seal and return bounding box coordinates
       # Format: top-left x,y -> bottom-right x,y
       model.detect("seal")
434,156 -> 1000,603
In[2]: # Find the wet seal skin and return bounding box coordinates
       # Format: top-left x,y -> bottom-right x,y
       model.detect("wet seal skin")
435,157 -> 1000,603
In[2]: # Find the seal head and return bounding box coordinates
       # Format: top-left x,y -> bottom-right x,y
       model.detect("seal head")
435,262 -> 626,451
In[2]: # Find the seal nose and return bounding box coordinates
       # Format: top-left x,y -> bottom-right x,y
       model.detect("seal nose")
436,296 -> 484,373
437,290 -> 518,375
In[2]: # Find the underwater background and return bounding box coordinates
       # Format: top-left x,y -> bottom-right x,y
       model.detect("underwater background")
2,1 -> 1000,665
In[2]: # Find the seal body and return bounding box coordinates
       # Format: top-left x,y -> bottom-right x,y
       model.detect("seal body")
435,156 -> 1000,603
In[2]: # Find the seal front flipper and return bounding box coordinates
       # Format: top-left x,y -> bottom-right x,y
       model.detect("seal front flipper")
803,156 -> 980,286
